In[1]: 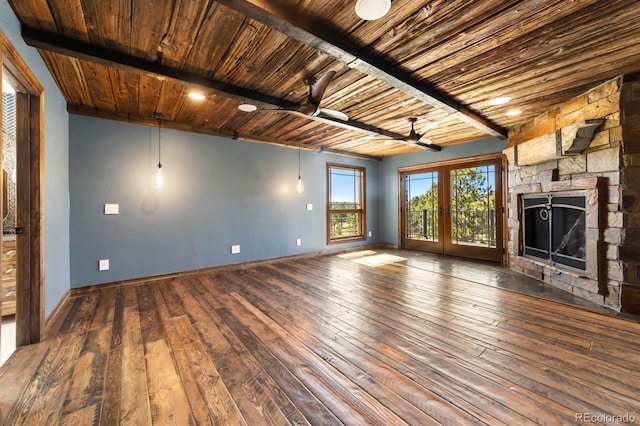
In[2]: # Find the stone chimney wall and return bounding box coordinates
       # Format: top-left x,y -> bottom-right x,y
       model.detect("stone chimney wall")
504,78 -> 626,310
619,75 -> 640,313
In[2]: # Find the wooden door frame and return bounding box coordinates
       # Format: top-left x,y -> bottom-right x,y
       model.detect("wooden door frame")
398,153 -> 507,264
1,31 -> 45,345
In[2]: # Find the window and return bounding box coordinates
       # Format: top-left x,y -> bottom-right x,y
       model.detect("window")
327,164 -> 365,243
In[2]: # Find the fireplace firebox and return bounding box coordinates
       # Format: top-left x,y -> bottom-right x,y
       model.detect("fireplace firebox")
521,191 -> 586,271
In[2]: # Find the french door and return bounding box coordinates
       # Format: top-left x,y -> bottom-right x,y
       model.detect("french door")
400,156 -> 504,263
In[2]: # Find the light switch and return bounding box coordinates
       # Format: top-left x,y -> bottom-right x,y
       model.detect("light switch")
306,203 -> 313,211
99,259 -> 110,271
231,245 -> 241,254
104,204 -> 119,215
296,238 -> 302,246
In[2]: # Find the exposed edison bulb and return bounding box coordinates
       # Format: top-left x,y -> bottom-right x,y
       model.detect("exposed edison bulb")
154,164 -> 164,188
297,176 -> 304,194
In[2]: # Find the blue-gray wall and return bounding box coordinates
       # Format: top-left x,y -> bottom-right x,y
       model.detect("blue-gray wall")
1,0 -> 70,317
379,138 -> 507,244
1,0 -> 507,300
69,115 -> 379,287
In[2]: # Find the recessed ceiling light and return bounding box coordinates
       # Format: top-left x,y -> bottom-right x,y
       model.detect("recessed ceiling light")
355,0 -> 391,20
488,96 -> 512,106
188,91 -> 206,101
238,104 -> 257,112
506,109 -> 522,116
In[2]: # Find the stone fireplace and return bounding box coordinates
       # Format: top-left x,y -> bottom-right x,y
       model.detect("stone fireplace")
504,75 -> 640,313
507,175 -> 605,304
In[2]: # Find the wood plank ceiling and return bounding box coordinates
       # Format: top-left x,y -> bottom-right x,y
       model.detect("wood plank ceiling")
7,0 -> 640,158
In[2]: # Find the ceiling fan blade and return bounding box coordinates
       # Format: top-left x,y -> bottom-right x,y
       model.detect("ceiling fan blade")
419,117 -> 453,134
257,107 -> 301,115
416,140 -> 442,151
411,133 -> 441,150
364,134 -> 440,151
365,116 -> 443,151
317,108 -> 349,121
311,71 -> 336,103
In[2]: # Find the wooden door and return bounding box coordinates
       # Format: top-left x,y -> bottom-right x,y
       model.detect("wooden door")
400,156 -> 504,263
443,158 -> 503,262
1,33 -> 45,353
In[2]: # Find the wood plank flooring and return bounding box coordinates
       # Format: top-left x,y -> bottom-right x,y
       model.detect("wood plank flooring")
1,249 -> 640,425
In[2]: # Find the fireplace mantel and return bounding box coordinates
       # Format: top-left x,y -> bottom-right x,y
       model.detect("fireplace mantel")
515,120 -> 604,166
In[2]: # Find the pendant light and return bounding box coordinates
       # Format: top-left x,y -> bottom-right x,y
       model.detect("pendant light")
355,0 -> 391,20
296,141 -> 304,194
154,118 -> 164,188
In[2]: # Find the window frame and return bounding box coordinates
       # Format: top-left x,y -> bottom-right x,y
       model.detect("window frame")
326,163 -> 366,244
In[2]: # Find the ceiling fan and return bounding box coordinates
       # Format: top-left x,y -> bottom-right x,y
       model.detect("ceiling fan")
380,117 -> 442,151
266,71 -> 349,121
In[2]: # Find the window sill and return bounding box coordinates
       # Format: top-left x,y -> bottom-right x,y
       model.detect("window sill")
328,236 -> 366,245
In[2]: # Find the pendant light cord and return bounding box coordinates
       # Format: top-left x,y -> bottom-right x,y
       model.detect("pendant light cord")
153,114 -> 165,188
158,120 -> 162,167
298,141 -> 301,179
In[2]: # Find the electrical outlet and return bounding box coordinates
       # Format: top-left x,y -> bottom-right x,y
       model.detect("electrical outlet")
104,203 -> 119,215
296,238 -> 301,246
98,259 -> 110,271
231,245 -> 241,254
368,231 -> 372,237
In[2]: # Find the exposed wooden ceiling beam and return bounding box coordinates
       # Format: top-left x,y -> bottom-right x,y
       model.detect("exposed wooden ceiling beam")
215,0 -> 507,139
68,103 -> 383,161
21,25 -> 410,142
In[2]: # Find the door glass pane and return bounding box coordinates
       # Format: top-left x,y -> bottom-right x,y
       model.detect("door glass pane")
450,165 -> 496,247
405,172 -> 439,241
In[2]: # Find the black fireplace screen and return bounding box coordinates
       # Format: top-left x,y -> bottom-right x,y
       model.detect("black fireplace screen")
522,192 -> 586,271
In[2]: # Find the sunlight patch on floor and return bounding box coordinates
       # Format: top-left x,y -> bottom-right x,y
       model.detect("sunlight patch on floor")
338,250 -> 407,267
337,250 -> 378,259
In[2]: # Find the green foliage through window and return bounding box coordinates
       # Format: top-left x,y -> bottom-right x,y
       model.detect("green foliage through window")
328,165 -> 365,242
405,165 -> 497,248
405,172 -> 439,241
450,166 -> 496,247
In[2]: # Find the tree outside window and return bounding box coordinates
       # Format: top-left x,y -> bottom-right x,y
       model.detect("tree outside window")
450,165 -> 496,247
327,164 -> 365,243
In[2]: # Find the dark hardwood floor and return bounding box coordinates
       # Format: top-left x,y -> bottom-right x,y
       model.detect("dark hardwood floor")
1,249 -> 639,425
